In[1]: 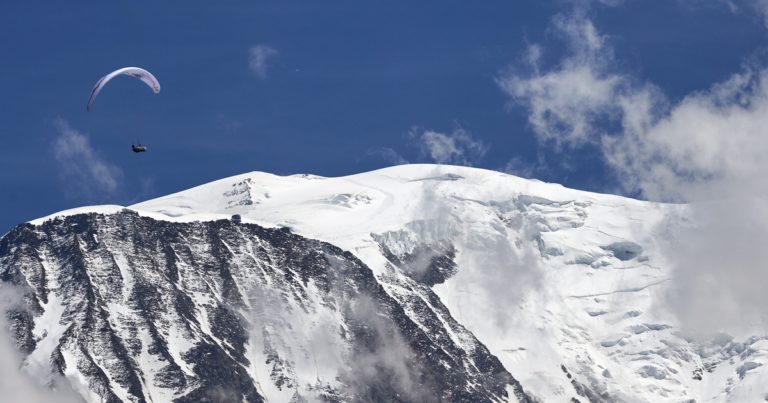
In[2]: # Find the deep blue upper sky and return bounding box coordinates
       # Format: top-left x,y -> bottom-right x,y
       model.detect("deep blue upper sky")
1,1 -> 766,232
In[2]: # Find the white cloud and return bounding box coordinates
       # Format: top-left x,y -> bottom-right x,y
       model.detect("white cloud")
52,119 -> 123,199
413,127 -> 488,165
498,14 -> 629,148
660,198 -> 768,338
0,287 -> 83,403
604,66 -> 768,201
604,64 -> 768,337
248,44 -> 278,78
500,10 -> 768,336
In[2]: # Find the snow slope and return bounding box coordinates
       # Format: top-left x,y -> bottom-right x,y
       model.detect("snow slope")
29,164 -> 768,402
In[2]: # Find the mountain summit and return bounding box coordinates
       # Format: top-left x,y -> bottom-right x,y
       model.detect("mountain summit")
3,164 -> 767,402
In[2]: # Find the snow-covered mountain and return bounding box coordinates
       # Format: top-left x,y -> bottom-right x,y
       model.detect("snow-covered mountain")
2,164 -> 767,402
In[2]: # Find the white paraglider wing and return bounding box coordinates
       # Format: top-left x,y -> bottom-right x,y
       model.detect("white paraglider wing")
86,67 -> 161,111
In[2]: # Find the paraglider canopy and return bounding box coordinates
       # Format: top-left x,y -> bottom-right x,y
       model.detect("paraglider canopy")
86,67 -> 160,111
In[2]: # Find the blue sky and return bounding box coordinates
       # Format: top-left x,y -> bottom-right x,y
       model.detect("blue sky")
2,0 -> 768,232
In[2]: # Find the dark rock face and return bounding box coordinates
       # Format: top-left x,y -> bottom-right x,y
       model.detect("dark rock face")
376,240 -> 458,287
0,211 -> 530,402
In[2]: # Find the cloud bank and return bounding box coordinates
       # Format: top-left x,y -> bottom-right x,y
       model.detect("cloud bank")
500,8 -> 768,337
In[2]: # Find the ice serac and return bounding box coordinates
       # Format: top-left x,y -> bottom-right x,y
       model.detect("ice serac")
1,208 -> 527,402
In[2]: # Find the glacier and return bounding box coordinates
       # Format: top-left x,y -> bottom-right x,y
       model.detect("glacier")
2,164 -> 766,402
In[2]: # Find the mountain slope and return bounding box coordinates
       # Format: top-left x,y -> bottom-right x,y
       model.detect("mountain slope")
2,208 -> 526,402
4,164 -> 768,402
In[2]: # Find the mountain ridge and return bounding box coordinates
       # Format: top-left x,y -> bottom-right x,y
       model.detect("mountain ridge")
4,164 -> 767,402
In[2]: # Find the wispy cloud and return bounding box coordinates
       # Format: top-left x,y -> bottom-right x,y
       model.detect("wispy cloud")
501,155 -> 543,179
500,8 -> 768,336
215,113 -> 243,132
412,127 -> 488,166
366,147 -> 409,165
498,12 -> 640,149
713,0 -> 768,28
52,119 -> 123,200
248,44 -> 278,79
404,164 -> 546,331
753,0 -> 768,26
366,127 -> 488,168
342,295 -> 428,401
